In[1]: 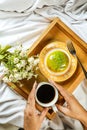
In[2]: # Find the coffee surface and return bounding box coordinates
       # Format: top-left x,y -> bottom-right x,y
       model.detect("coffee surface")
37,84 -> 55,103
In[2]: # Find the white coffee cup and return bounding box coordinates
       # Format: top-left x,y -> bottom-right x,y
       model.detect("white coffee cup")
35,82 -> 58,113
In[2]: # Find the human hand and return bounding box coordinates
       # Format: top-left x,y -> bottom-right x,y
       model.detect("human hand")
24,81 -> 48,130
49,81 -> 87,127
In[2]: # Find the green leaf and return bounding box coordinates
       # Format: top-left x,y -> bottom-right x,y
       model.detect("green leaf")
0,55 -> 5,60
0,45 -> 11,54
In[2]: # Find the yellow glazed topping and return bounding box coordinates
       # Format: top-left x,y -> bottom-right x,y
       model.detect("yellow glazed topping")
46,50 -> 69,73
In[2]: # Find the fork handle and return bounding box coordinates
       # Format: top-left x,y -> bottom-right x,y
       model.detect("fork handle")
76,56 -> 87,79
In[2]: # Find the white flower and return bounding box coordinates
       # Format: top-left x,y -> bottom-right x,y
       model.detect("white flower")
20,51 -> 27,57
14,73 -> 22,80
22,72 -> 28,79
33,59 -> 39,66
20,60 -> 26,67
3,67 -> 9,73
26,66 -> 32,71
3,76 -> 9,82
28,57 -> 34,63
16,63 -> 22,69
35,66 -> 39,70
9,74 -> 14,82
13,68 -> 17,73
27,72 -> 33,79
14,58 -> 19,64
34,74 -> 38,78
1,43 -> 39,84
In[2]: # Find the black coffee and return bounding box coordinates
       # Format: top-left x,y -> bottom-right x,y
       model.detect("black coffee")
36,84 -> 55,103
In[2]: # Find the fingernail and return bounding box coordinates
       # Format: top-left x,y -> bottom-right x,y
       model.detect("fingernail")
44,107 -> 49,112
48,79 -> 52,83
48,79 -> 54,85
34,80 -> 37,84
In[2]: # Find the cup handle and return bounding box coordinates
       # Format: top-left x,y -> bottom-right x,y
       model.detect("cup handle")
52,104 -> 58,113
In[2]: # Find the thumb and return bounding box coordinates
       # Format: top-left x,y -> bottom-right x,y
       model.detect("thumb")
57,105 -> 69,115
40,108 -> 49,122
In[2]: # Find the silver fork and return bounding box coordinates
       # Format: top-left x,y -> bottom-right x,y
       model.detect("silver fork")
67,40 -> 87,79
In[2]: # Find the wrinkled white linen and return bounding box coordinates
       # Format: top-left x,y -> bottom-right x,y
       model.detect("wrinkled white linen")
0,0 -> 87,43
0,0 -> 87,129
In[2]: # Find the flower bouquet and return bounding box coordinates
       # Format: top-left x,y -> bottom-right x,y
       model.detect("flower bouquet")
0,44 -> 39,86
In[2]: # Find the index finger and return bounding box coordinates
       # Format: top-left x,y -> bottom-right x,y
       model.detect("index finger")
27,81 -> 37,107
49,80 -> 71,101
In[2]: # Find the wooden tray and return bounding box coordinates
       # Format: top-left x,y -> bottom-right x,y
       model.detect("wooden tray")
8,18 -> 87,119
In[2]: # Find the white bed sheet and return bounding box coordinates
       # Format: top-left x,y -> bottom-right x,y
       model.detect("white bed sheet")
0,0 -> 87,129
